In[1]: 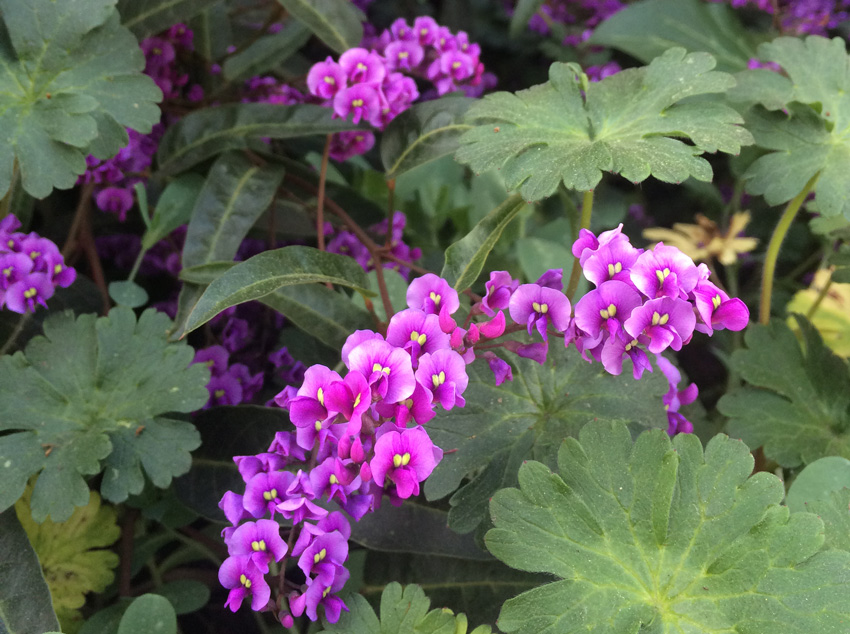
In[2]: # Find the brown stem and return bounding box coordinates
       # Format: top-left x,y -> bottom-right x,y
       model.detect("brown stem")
385,178 -> 395,249
119,507 -> 139,597
62,182 -> 95,259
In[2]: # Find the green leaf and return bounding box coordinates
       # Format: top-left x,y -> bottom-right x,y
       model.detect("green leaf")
351,269 -> 410,322
178,262 -> 235,285
0,508 -> 60,634
441,194 -> 527,291
786,456 -> 850,514
0,0 -> 162,198
260,284 -> 374,351
319,583 -> 491,634
223,21 -> 310,81
381,96 -> 473,180
590,0 -> 756,72
117,0 -> 220,38
173,406 -> 289,521
141,173 -> 205,250
275,0 -> 364,54
717,315 -> 850,468
516,236 -> 573,283
0,308 -> 209,521
509,0 -> 545,38
15,487 -> 119,632
741,37 -> 850,218
152,580 -> 211,615
184,246 -> 372,333
116,594 -> 176,634
487,420 -> 850,634
806,489 -> 850,551
108,281 -> 149,308
455,49 -> 752,201
156,103 -> 364,175
424,344 -> 669,535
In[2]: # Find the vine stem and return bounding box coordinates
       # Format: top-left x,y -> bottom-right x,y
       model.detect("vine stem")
565,189 -> 594,302
316,134 -> 332,253
759,172 -> 819,325
0,312 -> 32,356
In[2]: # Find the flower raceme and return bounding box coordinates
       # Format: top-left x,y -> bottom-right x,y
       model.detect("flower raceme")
216,230 -> 749,624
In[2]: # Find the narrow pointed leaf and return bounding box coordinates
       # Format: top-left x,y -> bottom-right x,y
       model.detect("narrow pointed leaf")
441,194 -> 527,291
156,103 -> 364,175
455,49 -> 752,201
275,0 -> 364,54
0,0 -> 162,198
590,0 -> 756,72
381,96 -> 473,180
222,20 -> 311,81
0,508 -> 60,634
184,246 -> 372,333
487,420 -> 850,634
117,0 -> 220,38
718,315 -> 850,467
141,173 -> 205,250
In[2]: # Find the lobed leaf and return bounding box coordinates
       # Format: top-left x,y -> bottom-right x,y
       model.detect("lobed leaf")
116,594 -> 177,634
424,343 -> 668,535
742,36 -> 850,218
455,48 -> 752,201
0,508 -> 60,634
717,315 -> 850,467
785,456 -> 850,514
0,0 -> 162,198
487,420 -> 850,634
0,308 -> 209,521
274,0 -> 364,54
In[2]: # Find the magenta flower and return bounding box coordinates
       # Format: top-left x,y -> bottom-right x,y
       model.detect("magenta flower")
623,297 -> 696,354
600,334 -> 653,380
630,243 -> 699,300
483,352 -> 513,385
341,330 -> 384,367
243,470 -> 295,518
289,570 -> 349,623
44,251 -> 76,287
536,268 -> 563,291
329,130 -> 376,161
219,556 -> 270,612
0,252 -> 33,290
346,338 -> 415,403
287,364 -> 342,427
574,280 -> 643,348
414,349 -> 469,410
95,186 -> 134,221
413,16 -> 440,45
481,270 -> 519,315
296,528 -> 349,579
333,83 -> 381,125
227,520 -> 287,574
691,276 -> 749,335
582,239 -> 641,288
656,355 -> 698,435
406,273 -> 459,315
572,224 -> 629,266
385,40 -> 424,72
307,56 -> 347,99
323,370 -> 371,436
370,425 -> 442,498
390,18 -> 414,41
4,273 -> 54,314
508,283 -> 571,340
386,308 -> 450,366
338,48 -> 386,84
375,381 -> 435,426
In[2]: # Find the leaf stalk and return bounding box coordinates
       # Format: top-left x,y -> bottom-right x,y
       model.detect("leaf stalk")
565,188 -> 594,301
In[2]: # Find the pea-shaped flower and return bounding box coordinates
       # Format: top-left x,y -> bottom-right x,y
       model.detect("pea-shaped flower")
370,426 -> 442,499
508,283 -> 571,341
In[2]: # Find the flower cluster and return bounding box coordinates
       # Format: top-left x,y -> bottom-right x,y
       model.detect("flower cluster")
306,18 -> 492,160
81,24 -> 201,221
327,211 -> 422,280
520,0 -> 626,46
217,272 -> 518,623
0,215 -> 76,314
709,0 -> 850,36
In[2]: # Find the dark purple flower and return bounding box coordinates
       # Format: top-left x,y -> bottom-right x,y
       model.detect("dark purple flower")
508,284 -> 571,340
370,425 -> 442,498
482,271 -> 519,316
623,297 -> 696,354
536,268 -> 563,291
328,130 -> 376,161
483,352 -> 513,385
95,187 -> 134,221
218,556 -> 270,612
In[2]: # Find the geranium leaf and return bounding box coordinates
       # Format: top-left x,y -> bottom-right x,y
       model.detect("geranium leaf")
0,0 -> 162,198
274,0 -> 364,54
0,308 -> 209,521
590,0 -> 756,72
183,246 -> 372,334
15,487 -> 119,632
717,315 -> 850,467
805,489 -> 850,551
455,48 -> 752,201
785,456 -> 850,514
381,96 -> 473,180
117,0 -> 221,39
116,594 -> 176,634
318,583 -> 492,634
742,36 -> 850,218
156,103 -> 364,175
441,194 -> 528,291
424,343 -> 668,535
0,508 -> 60,634
487,420 -> 850,633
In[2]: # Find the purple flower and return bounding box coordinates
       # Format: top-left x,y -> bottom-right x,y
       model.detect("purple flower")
296,527 -> 349,579
691,272 -> 749,335
413,16 -> 440,45
572,224 -> 629,266
4,273 -> 54,313
483,352 -> 513,385
328,130 -> 376,161
219,491 -> 250,527
536,268 -> 563,291
44,251 -> 76,288
341,330 -> 384,367
289,570 -> 349,623
481,271 -> 519,317
292,511 -> 352,557
623,297 -> 696,354
630,243 -> 699,300
508,284 -> 571,340
656,355 -> 698,436
95,187 -> 134,221
193,345 -> 229,376
600,334 -> 653,380
333,83 -> 381,125
385,40 -> 424,72
227,520 -> 287,574
574,280 -> 643,348
370,425 -> 442,498
338,48 -> 386,84
386,308 -> 450,366
218,556 -> 270,612
374,381 -> 435,426
346,338 -> 415,403
243,470 -> 294,518
582,239 -> 641,288
414,349 -> 469,410
307,57 -> 347,99
323,371 -> 371,437
0,252 -> 33,289
206,372 -> 243,406
406,273 -> 459,316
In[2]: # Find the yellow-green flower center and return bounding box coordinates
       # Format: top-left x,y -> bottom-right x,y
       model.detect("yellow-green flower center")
393,452 -> 411,468
432,371 -> 446,388
240,574 -> 251,588
532,301 -> 549,314
651,312 -> 670,326
251,540 -> 267,552
599,303 -> 617,320
314,548 -> 327,563
263,488 -> 277,501
410,330 -> 427,346
607,262 -> 623,278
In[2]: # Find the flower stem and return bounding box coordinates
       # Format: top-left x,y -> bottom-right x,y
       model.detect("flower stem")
316,134 -> 332,253
0,312 -> 32,356
565,188 -> 594,302
759,172 -> 819,325
0,159 -> 20,221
